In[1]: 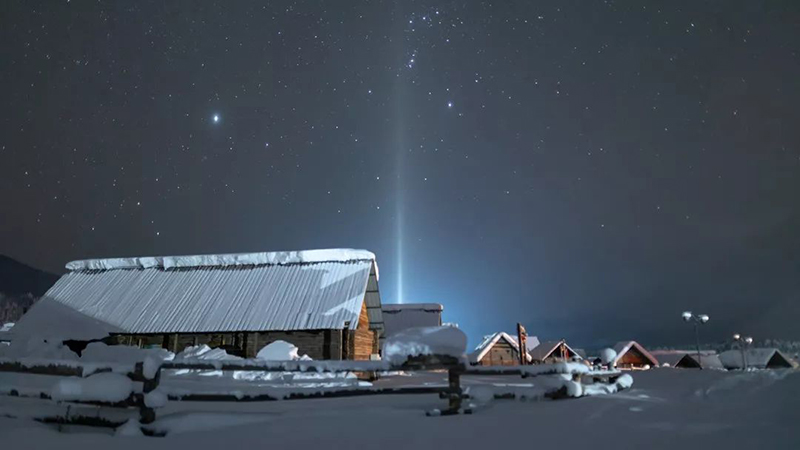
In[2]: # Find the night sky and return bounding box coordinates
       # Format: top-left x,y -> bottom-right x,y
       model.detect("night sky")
2,1 -> 799,348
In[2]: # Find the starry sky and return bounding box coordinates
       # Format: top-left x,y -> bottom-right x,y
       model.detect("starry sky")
2,1 -> 799,348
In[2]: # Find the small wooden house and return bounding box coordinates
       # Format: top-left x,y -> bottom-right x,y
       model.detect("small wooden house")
719,348 -> 794,370
612,341 -> 659,369
651,350 -> 723,369
469,332 -> 539,366
11,249 -> 385,360
528,339 -> 581,363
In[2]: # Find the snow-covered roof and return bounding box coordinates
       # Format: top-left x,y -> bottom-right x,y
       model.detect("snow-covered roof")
469,332 -> 541,363
381,303 -> 442,312
381,303 -> 443,339
528,340 -> 581,362
612,341 -> 659,367
65,248 -> 377,273
13,249 -> 384,341
719,348 -> 794,369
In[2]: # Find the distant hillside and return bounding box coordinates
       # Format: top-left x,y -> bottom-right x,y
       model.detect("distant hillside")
0,255 -> 59,323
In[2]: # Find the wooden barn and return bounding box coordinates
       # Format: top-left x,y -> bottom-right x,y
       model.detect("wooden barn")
528,339 -> 581,363
11,249 -> 385,360
612,341 -> 659,369
468,332 -> 540,366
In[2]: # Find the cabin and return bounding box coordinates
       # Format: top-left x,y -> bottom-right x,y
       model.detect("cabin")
10,249 -> 385,360
469,332 -> 540,366
381,303 -> 443,348
719,348 -> 795,370
528,339 -> 581,363
651,350 -> 723,369
612,341 -> 659,369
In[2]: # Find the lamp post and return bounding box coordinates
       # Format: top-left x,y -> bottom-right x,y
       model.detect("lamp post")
682,311 -> 710,369
732,334 -> 753,371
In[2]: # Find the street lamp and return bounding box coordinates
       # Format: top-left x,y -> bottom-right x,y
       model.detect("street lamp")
682,311 -> 710,369
732,334 -> 753,371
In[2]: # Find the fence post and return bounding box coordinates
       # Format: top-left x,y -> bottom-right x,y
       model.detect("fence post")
447,366 -> 463,413
133,362 -> 160,424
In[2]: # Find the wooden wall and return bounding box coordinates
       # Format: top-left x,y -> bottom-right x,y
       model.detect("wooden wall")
617,347 -> 650,368
352,300 -> 377,360
107,329 -> 345,360
478,340 -> 519,366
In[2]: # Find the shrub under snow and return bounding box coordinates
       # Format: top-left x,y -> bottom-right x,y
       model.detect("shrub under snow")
382,326 -> 467,366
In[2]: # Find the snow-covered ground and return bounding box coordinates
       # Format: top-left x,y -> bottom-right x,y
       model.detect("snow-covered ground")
0,368 -> 797,449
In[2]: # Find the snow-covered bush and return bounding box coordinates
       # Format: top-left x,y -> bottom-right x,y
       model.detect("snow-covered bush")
382,326 -> 467,366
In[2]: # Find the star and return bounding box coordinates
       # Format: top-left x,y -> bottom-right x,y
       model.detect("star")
212,114 -> 220,123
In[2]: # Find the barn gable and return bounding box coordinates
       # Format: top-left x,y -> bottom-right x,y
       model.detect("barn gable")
612,341 -> 659,368
528,339 -> 581,362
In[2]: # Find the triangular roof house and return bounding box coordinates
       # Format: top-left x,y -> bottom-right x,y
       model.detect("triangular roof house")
719,348 -> 794,370
612,341 -> 659,369
469,332 -> 540,365
651,350 -> 723,369
528,339 -> 581,362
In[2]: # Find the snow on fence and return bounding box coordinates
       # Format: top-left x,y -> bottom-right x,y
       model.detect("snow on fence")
0,327 -> 628,435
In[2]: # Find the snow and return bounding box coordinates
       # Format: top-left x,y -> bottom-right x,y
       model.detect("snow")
382,326 -> 467,365
144,389 -> 169,408
175,345 -> 241,361
256,340 -> 310,361
65,248 -> 376,271
565,380 -> 583,397
0,322 -> 14,333
0,337 -> 78,361
115,419 -> 144,437
0,369 -> 798,448
600,348 -> 617,365
50,372 -> 133,403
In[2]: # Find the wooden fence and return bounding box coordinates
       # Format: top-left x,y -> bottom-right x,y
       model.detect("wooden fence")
0,356 -> 622,433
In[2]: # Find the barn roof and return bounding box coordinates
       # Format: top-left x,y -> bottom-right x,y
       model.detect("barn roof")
469,332 -> 537,363
612,341 -> 659,367
12,249 -> 384,341
719,348 -> 794,369
381,303 -> 443,338
528,339 -> 581,361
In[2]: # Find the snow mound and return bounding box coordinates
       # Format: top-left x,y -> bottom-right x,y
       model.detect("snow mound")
0,338 -> 78,360
600,348 -> 617,365
145,389 -> 168,408
115,419 -> 143,437
176,345 -> 242,361
66,248 -> 376,271
51,372 -> 133,403
382,326 -> 467,365
256,340 -> 311,361
565,380 -> 583,397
